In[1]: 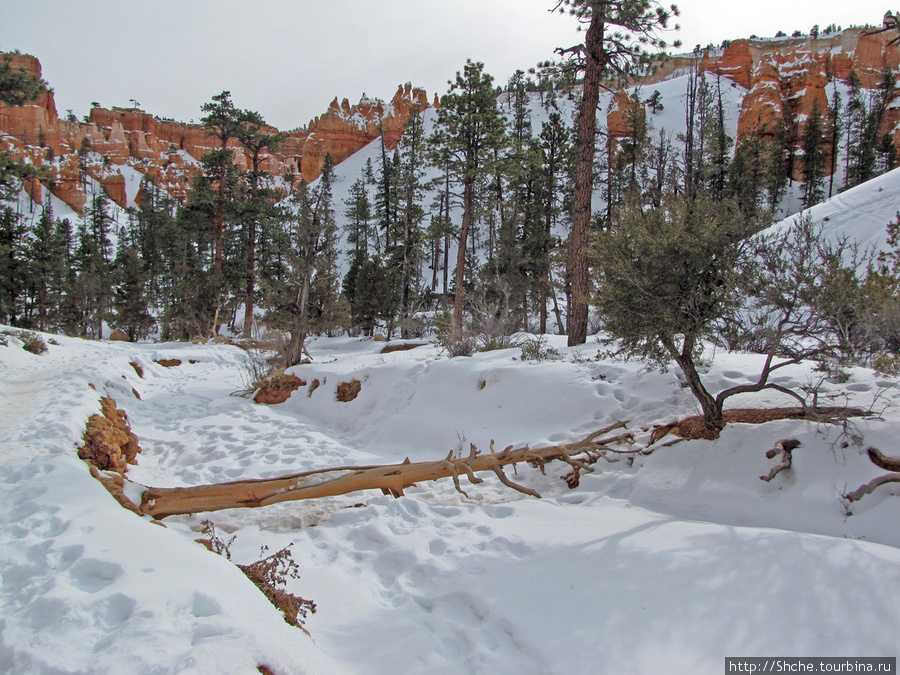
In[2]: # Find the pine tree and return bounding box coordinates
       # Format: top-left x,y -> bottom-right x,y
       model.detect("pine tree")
234,108 -> 287,337
343,177 -> 373,256
827,80 -> 842,198
801,99 -> 826,208
264,159 -> 343,366
429,59 -> 506,341
844,70 -> 868,189
112,244 -> 154,341
27,202 -> 67,330
397,106 -> 428,337
0,207 -> 27,326
552,0 -> 679,345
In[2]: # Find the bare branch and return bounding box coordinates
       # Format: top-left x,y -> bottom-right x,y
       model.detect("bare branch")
867,447 -> 900,472
760,439 -> 801,482
489,465 -> 542,498
844,473 -> 900,503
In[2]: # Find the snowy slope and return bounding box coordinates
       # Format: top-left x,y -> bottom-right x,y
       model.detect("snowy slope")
771,165 -> 900,259
2,329 -> 899,673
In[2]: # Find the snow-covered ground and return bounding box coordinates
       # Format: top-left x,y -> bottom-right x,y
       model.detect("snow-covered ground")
3,162 -> 900,674
2,327 -> 900,674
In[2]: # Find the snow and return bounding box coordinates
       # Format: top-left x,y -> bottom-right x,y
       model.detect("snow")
2,324 -> 899,673
771,165 -> 900,260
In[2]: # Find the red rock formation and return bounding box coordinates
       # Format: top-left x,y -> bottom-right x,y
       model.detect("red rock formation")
1,50 -> 434,212
300,83 -> 431,183
606,89 -> 645,140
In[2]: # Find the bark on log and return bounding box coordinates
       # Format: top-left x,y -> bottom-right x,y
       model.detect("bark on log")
138,424 -> 628,519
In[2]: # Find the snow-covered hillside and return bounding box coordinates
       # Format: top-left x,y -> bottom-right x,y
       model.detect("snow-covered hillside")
771,164 -> 900,259
2,326 -> 899,673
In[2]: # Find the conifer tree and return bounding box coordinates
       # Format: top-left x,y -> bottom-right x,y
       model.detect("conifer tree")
233,108 -> 287,337
551,0 -> 678,345
429,59 -> 506,341
397,106 -> 428,337
112,244 -> 154,341
827,80 -> 842,198
343,177 -> 373,256
801,99 -> 826,208
28,202 -> 67,330
265,159 -> 342,366
0,207 -> 26,326
535,112 -> 571,333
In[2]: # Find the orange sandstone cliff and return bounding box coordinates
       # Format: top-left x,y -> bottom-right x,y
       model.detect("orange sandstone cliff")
622,27 -> 900,177
0,52 -> 432,213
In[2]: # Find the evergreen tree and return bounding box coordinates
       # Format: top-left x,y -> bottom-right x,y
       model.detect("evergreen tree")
343,177 -> 373,256
801,99 -> 826,208
397,106 -> 428,337
827,80 -> 842,198
264,160 -> 343,366
429,59 -> 506,341
552,0 -> 679,346
199,91 -> 244,332
27,202 -> 67,330
69,190 -> 115,338
234,108 -> 287,336
112,244 -> 154,341
342,253 -> 400,336
0,207 -> 26,326
844,70 -> 869,189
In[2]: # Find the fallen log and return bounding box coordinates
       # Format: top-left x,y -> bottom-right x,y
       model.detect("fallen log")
138,423 -> 629,519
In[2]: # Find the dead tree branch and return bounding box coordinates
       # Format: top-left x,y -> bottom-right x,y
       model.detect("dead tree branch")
843,446 -> 900,503
138,425 -> 631,519
844,473 -> 900,503
760,439 -> 801,482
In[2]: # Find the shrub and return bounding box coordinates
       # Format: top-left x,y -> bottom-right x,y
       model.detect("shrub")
199,521 -> 316,633
519,335 -> 561,362
19,331 -> 48,354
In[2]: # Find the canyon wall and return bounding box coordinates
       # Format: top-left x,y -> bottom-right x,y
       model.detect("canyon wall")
0,52 -> 431,213
635,28 -> 900,179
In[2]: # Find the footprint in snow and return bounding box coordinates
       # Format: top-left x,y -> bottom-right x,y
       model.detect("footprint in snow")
68,558 -> 124,593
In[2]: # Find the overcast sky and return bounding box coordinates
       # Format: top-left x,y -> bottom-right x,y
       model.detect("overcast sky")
0,1 -> 892,131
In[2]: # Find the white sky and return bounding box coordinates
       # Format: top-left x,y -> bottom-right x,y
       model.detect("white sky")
0,0 -> 892,131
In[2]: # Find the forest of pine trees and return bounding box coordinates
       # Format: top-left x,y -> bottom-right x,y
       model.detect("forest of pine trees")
2,26 -> 900,364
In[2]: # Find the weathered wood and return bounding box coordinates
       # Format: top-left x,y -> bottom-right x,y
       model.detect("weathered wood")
760,439 -> 801,482
843,447 -> 900,503
867,447 -> 900,473
138,423 -> 628,519
844,473 -> 900,503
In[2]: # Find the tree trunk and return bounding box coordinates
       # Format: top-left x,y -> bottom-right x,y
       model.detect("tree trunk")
666,336 -> 722,430
138,425 -> 628,519
568,7 -> 605,347
453,178 -> 474,341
